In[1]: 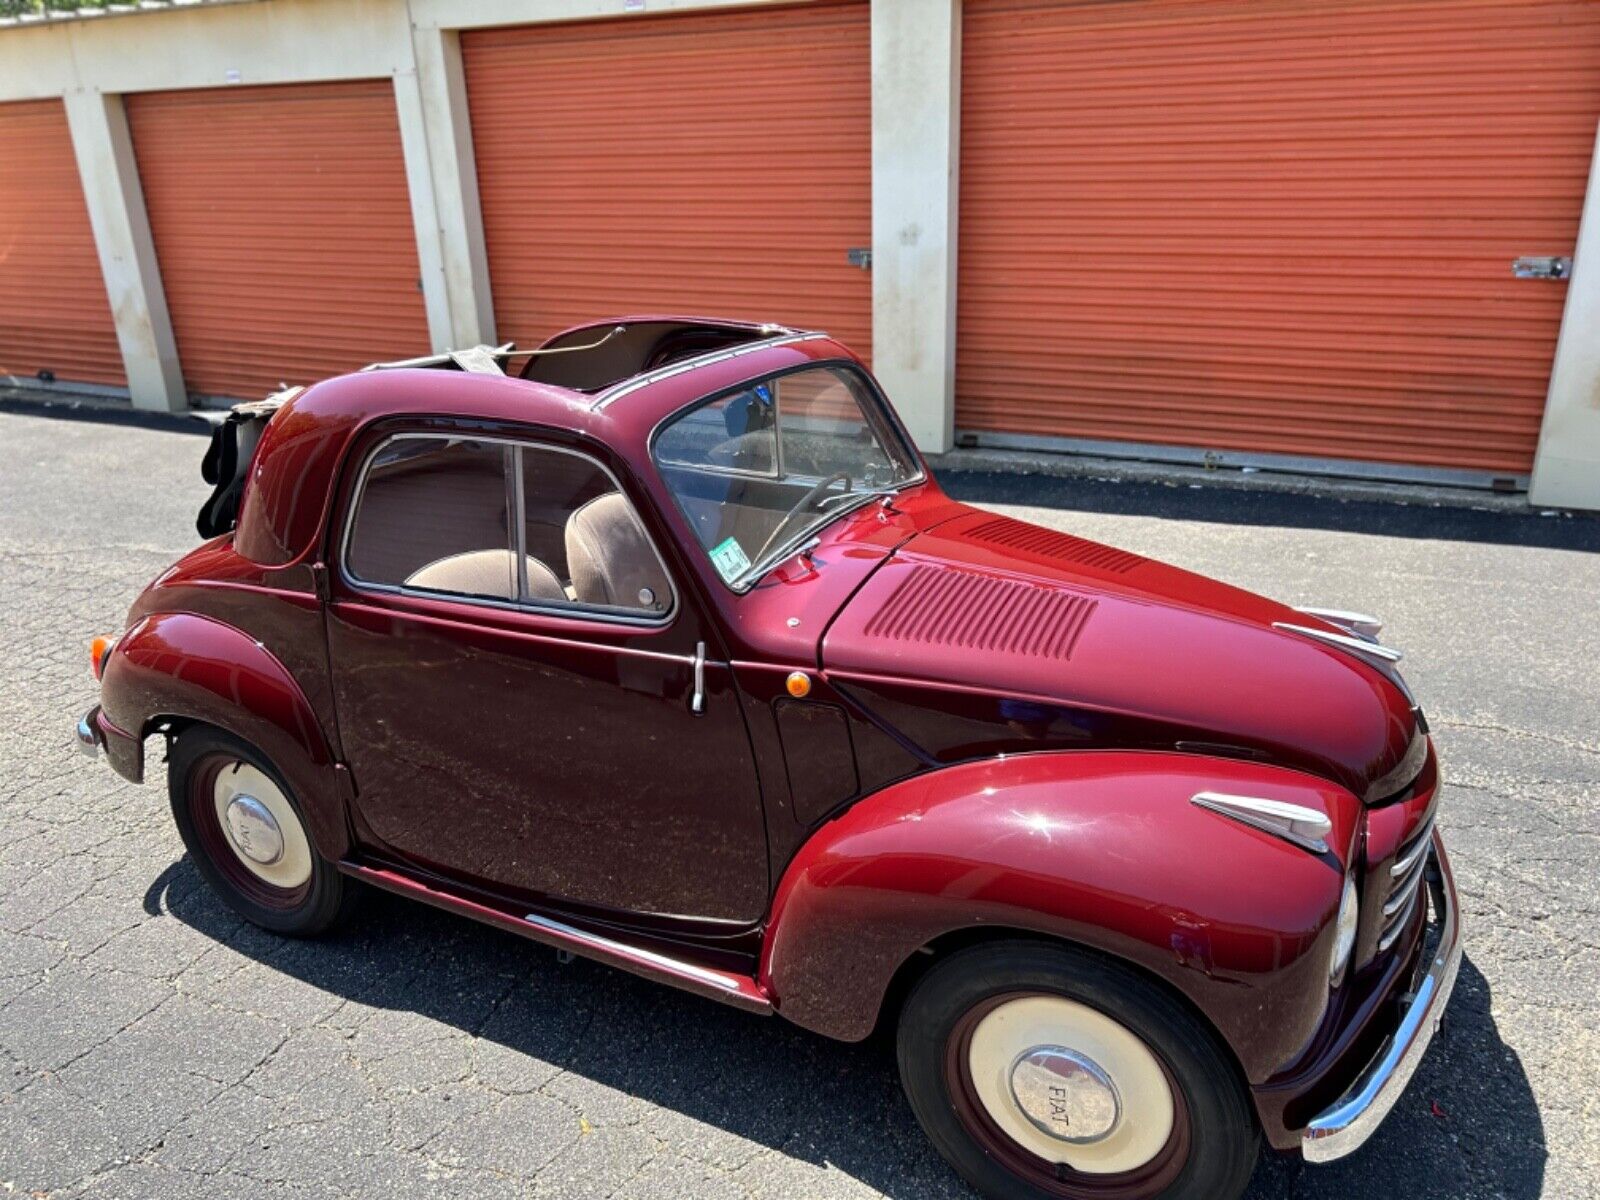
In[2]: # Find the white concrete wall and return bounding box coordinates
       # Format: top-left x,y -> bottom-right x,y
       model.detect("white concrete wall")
61,91 -> 187,412
1531,121 -> 1600,511
870,0 -> 960,453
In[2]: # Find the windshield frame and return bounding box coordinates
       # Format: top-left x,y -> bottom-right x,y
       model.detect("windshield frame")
648,359 -> 927,594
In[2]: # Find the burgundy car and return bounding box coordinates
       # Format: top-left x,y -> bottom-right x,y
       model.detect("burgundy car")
76,318 -> 1460,1200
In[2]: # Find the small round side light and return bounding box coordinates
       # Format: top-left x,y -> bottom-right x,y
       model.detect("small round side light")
785,671 -> 812,699
90,635 -> 112,680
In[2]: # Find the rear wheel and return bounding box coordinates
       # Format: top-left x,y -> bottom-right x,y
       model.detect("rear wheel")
167,728 -> 351,935
896,940 -> 1257,1200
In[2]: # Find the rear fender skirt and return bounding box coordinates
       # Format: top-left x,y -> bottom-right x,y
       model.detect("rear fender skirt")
759,750 -> 1361,1083
100,611 -> 348,860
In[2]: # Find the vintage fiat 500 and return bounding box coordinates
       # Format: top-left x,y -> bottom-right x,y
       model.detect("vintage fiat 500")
76,317 -> 1460,1200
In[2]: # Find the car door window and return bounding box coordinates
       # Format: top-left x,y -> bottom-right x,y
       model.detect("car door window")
344,434 -> 672,619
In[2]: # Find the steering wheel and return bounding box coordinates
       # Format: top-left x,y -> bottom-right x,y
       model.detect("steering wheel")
753,473 -> 853,565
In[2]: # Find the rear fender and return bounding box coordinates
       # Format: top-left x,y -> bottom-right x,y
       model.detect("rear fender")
759,751 -> 1362,1083
100,611 -> 348,860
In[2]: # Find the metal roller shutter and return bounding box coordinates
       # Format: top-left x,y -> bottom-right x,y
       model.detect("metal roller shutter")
126,81 -> 430,401
462,1 -> 872,359
0,99 -> 123,388
958,0 -> 1600,477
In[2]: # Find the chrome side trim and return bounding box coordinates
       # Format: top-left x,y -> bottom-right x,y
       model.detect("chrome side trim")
1303,833 -> 1462,1163
522,913 -> 742,992
1274,622 -> 1403,664
1190,792 -> 1332,854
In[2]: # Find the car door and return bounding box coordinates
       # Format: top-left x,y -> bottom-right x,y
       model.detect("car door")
323,426 -> 768,924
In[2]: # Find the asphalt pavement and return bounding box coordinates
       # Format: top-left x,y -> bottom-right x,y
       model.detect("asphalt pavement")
1,407 -> 1596,1199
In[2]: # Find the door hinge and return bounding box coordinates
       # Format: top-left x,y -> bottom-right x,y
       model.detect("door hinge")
310,561 -> 331,602
333,762 -> 358,803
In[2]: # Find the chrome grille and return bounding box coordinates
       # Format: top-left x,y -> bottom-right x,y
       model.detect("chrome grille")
1378,813 -> 1435,951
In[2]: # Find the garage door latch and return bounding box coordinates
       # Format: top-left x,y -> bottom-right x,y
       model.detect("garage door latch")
1512,256 -> 1571,280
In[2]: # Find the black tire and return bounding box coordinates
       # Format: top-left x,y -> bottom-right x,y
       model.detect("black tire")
167,727 -> 353,936
897,940 -> 1258,1200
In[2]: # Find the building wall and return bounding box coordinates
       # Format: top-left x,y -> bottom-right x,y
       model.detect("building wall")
0,0 -> 1596,508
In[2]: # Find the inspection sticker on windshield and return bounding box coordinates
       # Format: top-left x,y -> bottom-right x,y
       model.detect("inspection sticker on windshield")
709,537 -> 752,583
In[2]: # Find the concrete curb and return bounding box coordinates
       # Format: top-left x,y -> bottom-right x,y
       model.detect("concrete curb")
926,446 -> 1584,517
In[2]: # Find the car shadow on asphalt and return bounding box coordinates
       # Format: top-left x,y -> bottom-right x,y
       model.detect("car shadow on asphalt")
145,859 -> 1543,1200
939,469 -> 1600,554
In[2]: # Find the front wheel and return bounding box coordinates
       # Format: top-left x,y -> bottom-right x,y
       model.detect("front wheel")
167,727 -> 352,936
896,940 -> 1258,1200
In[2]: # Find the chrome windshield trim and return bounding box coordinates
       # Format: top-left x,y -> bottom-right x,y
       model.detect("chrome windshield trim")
1189,792 -> 1332,854
591,330 -> 825,410
1274,622 -> 1403,664
1304,834 -> 1462,1163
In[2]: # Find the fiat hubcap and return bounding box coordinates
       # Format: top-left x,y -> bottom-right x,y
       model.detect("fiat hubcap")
1009,1046 -> 1121,1143
967,995 -> 1175,1174
223,794 -> 284,865
210,761 -> 312,890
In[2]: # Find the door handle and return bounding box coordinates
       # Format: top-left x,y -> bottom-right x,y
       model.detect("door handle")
690,641 -> 706,715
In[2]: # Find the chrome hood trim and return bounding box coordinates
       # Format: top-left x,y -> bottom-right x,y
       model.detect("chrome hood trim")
1294,607 -> 1383,640
1189,792 -> 1333,854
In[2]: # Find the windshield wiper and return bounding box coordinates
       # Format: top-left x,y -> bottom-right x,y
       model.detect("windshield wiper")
813,485 -> 902,510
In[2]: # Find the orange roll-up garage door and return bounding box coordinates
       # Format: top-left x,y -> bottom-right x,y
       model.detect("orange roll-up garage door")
0,99 -> 123,388
462,1 -> 872,358
126,81 -> 430,401
958,0 -> 1600,477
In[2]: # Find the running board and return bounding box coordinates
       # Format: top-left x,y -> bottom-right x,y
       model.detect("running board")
340,862 -> 773,1015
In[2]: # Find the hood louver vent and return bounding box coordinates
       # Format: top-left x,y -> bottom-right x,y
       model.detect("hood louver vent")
964,515 -> 1145,574
863,565 -> 1097,660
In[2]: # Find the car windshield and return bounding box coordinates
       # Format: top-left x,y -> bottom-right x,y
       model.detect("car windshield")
654,364 -> 922,589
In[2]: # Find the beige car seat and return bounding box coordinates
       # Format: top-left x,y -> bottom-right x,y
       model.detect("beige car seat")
565,493 -> 671,612
406,549 -> 566,602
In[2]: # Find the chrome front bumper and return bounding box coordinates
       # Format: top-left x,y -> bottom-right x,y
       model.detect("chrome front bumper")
75,706 -> 103,758
1302,831 -> 1462,1163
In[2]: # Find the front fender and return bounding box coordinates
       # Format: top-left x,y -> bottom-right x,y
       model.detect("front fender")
760,751 -> 1361,1083
100,611 -> 348,860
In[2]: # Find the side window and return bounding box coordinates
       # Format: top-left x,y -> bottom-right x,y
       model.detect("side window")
345,435 -> 671,618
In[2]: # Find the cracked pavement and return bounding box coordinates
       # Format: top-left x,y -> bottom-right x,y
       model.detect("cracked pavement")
2,408 -> 1597,1199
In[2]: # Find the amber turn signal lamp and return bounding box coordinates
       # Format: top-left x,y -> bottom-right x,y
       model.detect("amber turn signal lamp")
90,635 -> 113,680
786,671 -> 812,698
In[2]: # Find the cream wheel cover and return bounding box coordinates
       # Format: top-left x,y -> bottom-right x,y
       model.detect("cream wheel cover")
967,995 -> 1175,1173
211,762 -> 313,890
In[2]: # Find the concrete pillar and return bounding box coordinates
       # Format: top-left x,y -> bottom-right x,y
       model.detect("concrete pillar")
871,0 -> 961,453
1530,121 -> 1600,511
62,90 -> 186,412
395,28 -> 496,352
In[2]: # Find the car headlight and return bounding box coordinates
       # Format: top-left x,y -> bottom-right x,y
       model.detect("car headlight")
1330,874 -> 1360,984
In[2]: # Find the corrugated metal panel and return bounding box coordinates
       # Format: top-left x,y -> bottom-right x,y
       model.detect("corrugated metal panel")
0,99 -> 124,388
958,0 -> 1600,474
126,81 -> 430,401
462,1 -> 871,359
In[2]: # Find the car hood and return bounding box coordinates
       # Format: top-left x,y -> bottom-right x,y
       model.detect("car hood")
820,506 -> 1420,801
